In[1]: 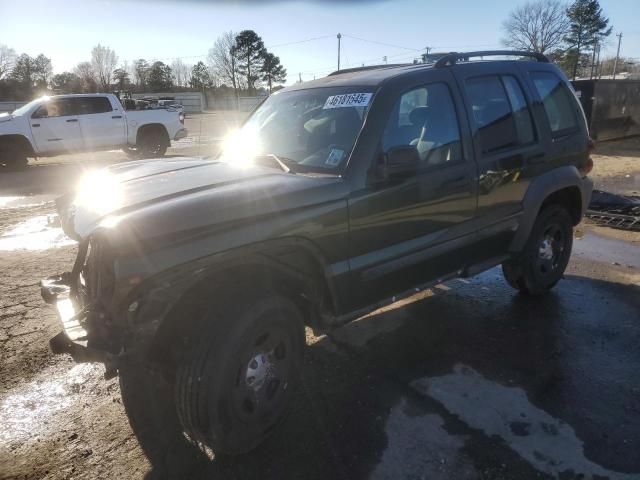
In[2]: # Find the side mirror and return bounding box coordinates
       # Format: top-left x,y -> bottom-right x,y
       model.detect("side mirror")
385,145 -> 419,178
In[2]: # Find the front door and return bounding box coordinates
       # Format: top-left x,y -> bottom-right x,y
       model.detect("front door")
30,98 -> 82,154
347,75 -> 477,310
76,96 -> 126,150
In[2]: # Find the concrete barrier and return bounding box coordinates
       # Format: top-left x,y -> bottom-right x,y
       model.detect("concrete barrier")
0,101 -> 27,113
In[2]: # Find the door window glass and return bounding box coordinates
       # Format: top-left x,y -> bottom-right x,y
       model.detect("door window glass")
502,75 -> 535,145
465,76 -> 519,154
383,82 -> 462,168
31,99 -> 76,118
75,97 -> 113,115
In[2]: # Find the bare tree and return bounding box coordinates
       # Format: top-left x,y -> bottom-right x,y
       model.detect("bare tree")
171,59 -> 191,87
90,44 -> 118,91
0,44 -> 17,80
208,31 -> 239,93
74,61 -> 97,92
501,0 -> 570,53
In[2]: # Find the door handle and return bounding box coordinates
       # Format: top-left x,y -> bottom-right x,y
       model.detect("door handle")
112,115 -> 122,119
32,123 -> 40,127
66,118 -> 78,123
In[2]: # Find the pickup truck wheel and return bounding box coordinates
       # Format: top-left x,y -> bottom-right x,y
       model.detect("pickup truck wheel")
176,291 -> 304,455
502,205 -> 573,295
139,130 -> 168,158
0,146 -> 28,171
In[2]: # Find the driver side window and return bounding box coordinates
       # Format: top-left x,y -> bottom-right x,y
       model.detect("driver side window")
383,82 -> 463,169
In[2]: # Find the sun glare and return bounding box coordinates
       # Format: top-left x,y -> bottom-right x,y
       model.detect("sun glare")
74,170 -> 123,216
220,126 -> 262,168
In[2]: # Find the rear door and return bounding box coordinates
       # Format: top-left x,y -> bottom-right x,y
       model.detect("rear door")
30,98 -> 82,154
452,63 -> 544,257
76,96 -> 126,150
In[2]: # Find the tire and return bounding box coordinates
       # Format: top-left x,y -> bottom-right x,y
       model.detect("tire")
122,147 -> 141,160
138,129 -> 168,158
502,204 -> 573,295
119,360 -> 206,476
176,290 -> 305,455
0,145 -> 28,171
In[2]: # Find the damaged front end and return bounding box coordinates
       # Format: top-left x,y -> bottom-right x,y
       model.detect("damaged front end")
41,235 -> 124,378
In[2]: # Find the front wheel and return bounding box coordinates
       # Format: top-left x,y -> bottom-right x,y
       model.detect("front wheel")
0,145 -> 28,171
502,205 -> 574,295
176,291 -> 305,455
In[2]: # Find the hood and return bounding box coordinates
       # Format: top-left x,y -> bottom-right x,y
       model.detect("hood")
0,113 -> 13,123
62,157 -> 345,242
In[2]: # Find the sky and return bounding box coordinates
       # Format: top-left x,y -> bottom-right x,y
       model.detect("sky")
1,0 -> 639,86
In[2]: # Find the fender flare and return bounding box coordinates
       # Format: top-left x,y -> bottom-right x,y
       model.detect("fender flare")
509,165 -> 591,252
119,236 -> 341,338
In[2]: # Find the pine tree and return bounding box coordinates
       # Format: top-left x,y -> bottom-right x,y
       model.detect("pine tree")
260,52 -> 287,93
564,0 -> 612,79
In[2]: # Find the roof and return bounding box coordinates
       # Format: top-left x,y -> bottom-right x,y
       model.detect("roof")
282,50 -> 550,92
283,63 -> 427,92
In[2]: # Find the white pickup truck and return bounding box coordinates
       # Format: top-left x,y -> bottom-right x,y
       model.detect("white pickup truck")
0,93 -> 187,170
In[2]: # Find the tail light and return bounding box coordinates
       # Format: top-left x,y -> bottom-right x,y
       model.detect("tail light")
179,113 -> 185,125
579,137 -> 595,176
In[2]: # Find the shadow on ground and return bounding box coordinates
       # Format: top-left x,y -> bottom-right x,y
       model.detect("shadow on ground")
123,270 -> 640,480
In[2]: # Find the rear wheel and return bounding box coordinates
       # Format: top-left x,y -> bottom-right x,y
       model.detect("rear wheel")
502,205 -> 573,295
138,129 -> 168,158
176,291 -> 305,455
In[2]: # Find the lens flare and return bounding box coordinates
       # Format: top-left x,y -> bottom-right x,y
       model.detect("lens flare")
74,170 -> 123,215
220,126 -> 262,167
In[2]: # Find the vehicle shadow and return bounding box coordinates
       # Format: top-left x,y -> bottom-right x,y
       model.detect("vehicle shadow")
123,271 -> 640,479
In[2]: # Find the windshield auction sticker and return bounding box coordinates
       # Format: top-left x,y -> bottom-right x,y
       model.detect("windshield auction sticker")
323,93 -> 372,109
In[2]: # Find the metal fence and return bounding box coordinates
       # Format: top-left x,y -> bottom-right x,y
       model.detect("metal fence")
572,79 -> 640,141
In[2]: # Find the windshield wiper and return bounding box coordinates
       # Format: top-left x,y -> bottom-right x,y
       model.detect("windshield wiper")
254,154 -> 298,174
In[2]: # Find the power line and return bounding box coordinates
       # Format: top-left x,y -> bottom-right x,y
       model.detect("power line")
341,34 -> 422,52
267,34 -> 335,49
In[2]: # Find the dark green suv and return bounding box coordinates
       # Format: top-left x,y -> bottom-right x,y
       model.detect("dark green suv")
42,51 -> 593,455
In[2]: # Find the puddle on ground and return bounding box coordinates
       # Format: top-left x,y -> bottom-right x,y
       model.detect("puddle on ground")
573,231 -> 640,269
0,364 -> 100,443
411,364 -> 637,479
0,195 -> 56,209
0,215 -> 76,251
371,397 -> 475,479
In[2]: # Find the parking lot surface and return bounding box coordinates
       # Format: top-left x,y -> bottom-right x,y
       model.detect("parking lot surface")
0,124 -> 639,480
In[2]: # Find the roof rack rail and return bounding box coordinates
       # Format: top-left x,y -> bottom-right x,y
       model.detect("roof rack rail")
328,63 -> 410,76
434,50 -> 549,68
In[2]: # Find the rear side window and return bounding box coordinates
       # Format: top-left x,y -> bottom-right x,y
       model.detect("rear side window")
464,75 -> 534,154
75,97 -> 113,115
530,72 -> 578,135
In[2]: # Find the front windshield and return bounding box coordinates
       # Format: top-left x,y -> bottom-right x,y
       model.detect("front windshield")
220,87 -> 374,172
11,98 -> 44,116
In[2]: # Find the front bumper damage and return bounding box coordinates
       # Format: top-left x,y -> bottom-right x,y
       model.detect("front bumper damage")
41,274 -> 121,378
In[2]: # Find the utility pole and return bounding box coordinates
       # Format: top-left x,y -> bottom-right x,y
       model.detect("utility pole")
337,33 -> 342,71
612,32 -> 623,79
298,72 -> 302,83
383,56 -> 387,65
590,38 -> 598,79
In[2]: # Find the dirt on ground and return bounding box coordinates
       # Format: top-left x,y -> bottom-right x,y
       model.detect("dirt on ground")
0,133 -> 639,480
590,136 -> 640,196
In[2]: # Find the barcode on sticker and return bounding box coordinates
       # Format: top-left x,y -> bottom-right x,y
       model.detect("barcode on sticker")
323,93 -> 372,109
